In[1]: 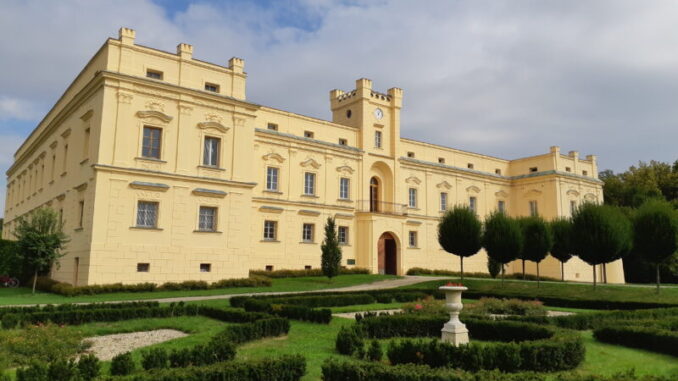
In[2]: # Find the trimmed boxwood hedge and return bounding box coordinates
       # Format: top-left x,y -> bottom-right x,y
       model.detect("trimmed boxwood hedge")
0,301 -> 160,319
240,299 -> 332,324
593,325 -> 678,357
406,267 -> 560,282
500,307 -> 678,330
321,358 -> 675,381
249,267 -> 370,278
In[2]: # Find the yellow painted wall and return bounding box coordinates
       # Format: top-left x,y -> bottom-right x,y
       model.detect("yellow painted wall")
3,28 -> 622,285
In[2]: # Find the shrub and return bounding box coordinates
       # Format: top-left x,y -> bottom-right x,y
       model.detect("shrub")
16,361 -> 49,381
405,267 -> 559,282
141,347 -> 169,370
242,300 -> 331,324
211,275 -> 272,288
593,325 -> 678,357
402,296 -> 446,315
1,313 -> 19,329
198,306 -> 269,323
0,323 -> 85,366
217,318 -> 290,344
47,358 -> 79,381
77,354 -> 100,381
250,267 -> 370,278
110,352 -> 135,376
336,326 -> 364,355
464,297 -> 546,317
367,340 -> 383,362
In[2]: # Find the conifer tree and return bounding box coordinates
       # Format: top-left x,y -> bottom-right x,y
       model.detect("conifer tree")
321,217 -> 342,280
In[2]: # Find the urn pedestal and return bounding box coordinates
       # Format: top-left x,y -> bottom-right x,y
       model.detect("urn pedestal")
439,285 -> 469,346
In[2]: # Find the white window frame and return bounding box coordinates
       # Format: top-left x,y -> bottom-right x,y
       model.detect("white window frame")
263,220 -> 277,240
408,188 -> 417,208
203,136 -> 220,167
440,192 -> 448,211
409,231 -> 418,248
374,130 -> 382,148
198,206 -> 217,232
304,172 -> 316,195
529,200 -> 539,216
136,201 -> 159,228
469,196 -> 477,213
339,177 -> 350,200
266,167 -> 279,191
338,226 -> 349,245
498,200 -> 506,214
302,223 -> 314,243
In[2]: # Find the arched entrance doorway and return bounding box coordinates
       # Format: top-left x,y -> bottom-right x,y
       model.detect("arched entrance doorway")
377,232 -> 398,275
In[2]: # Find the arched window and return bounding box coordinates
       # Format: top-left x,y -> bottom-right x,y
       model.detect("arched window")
370,177 -> 379,212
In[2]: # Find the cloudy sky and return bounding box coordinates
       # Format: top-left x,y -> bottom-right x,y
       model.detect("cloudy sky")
1,0 -> 677,217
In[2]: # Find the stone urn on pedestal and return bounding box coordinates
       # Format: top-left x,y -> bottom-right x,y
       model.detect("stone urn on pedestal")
439,284 -> 469,346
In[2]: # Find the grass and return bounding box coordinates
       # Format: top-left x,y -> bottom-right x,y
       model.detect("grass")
400,278 -> 678,305
0,274 -> 399,306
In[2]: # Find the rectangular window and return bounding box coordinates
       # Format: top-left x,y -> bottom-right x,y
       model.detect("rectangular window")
495,168 -> 502,175
78,200 -> 84,228
51,154 -> 56,180
438,157 -> 445,164
136,201 -> 159,228
529,200 -> 539,216
582,170 -> 588,176
440,192 -> 448,211
469,196 -> 477,213
374,131 -> 382,148
407,151 -> 415,158
266,167 -> 279,191
198,206 -> 217,231
200,263 -> 211,272
467,163 -> 474,169
339,177 -> 350,199
409,231 -> 418,248
305,265 -> 312,270
529,167 -> 538,173
304,172 -> 316,195
63,144 -> 69,173
267,123 -> 278,131
205,83 -> 219,92
83,128 -> 90,160
137,263 -> 150,272
304,130 -> 314,138
570,200 -> 577,215
498,200 -> 506,214
565,167 -> 571,172
203,137 -> 220,166
338,138 -> 347,146
338,226 -> 348,245
302,223 -> 314,242
265,265 -> 274,271
264,220 -> 277,240
408,188 -> 417,208
142,126 -> 162,159
146,69 -> 163,80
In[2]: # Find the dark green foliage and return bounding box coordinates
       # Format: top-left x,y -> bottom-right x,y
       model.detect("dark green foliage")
438,205 -> 482,280
336,326 -> 365,355
632,199 -> 678,292
594,325 -> 678,357
487,257 -> 501,278
551,218 -> 574,281
110,352 -> 135,376
519,216 -> 553,285
571,203 -> 632,287
217,318 -> 290,344
110,355 -> 306,381
240,299 -> 332,324
47,358 -> 79,381
249,267 -> 369,278
405,268 -> 560,282
367,340 -> 383,362
1,313 -> 19,329
16,361 -> 48,381
600,160 -> 678,208
483,212 -> 522,280
77,354 -> 100,381
321,217 -> 342,279
197,307 -> 269,323
141,347 -> 169,370
14,208 -> 69,294
0,239 -> 22,280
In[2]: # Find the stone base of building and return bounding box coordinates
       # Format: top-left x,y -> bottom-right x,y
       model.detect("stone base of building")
441,322 -> 469,346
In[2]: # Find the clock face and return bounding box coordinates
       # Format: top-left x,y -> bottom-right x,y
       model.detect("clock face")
374,108 -> 384,120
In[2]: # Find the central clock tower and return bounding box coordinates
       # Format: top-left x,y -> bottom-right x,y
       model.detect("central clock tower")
329,78 -> 403,158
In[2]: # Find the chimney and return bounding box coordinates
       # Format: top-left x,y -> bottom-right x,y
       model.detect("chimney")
177,43 -> 193,59
118,27 -> 136,45
228,57 -> 245,74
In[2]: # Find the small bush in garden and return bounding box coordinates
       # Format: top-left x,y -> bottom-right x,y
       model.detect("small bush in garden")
465,298 -> 546,317
77,354 -> 100,381
47,358 -> 79,381
0,323 -> 84,366
110,352 -> 135,376
336,326 -> 364,355
1,313 -> 19,329
402,296 -> 446,315
16,361 -> 49,381
367,340 -> 382,362
141,347 -> 169,370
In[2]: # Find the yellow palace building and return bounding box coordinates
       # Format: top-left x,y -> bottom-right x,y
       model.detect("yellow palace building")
2,28 -> 624,286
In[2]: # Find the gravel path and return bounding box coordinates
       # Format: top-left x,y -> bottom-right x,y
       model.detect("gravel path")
83,329 -> 187,360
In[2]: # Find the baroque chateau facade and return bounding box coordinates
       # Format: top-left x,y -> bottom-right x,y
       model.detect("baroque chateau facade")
2,28 -> 624,285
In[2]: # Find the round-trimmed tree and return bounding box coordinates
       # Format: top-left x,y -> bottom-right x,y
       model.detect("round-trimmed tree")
483,212 -> 522,284
632,199 -> 678,293
550,218 -> 574,281
571,203 -> 632,289
438,205 -> 482,281
520,216 -> 553,287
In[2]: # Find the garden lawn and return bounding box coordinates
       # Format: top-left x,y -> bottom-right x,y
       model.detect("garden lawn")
0,274 -> 398,306
401,278 -> 678,306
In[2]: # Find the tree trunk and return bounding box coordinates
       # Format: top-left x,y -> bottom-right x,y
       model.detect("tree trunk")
501,265 -> 505,285
603,263 -> 607,284
460,256 -> 464,283
561,262 -> 565,282
522,259 -> 525,280
656,264 -> 661,294
592,265 -> 596,290
32,271 -> 38,295
537,262 -> 540,288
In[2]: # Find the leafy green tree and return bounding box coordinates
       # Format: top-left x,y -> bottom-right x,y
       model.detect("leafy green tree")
321,217 -> 342,280
550,218 -> 574,281
437,205 -> 482,282
483,212 -> 522,284
14,208 -> 68,294
487,257 -> 501,279
520,216 -> 553,287
571,203 -> 632,290
601,160 -> 678,208
632,199 -> 678,293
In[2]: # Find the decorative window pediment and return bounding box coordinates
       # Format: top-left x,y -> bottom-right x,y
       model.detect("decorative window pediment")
262,152 -> 285,163
466,185 -> 481,193
566,189 -> 580,197
300,158 -> 322,169
436,181 -> 452,190
136,110 -> 173,123
405,176 -> 422,185
129,181 -> 170,192
192,188 -> 227,198
495,190 -> 509,198
584,193 -> 597,201
298,209 -> 321,216
524,189 -> 542,198
336,165 -> 355,175
197,121 -> 229,133
80,109 -> 94,121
